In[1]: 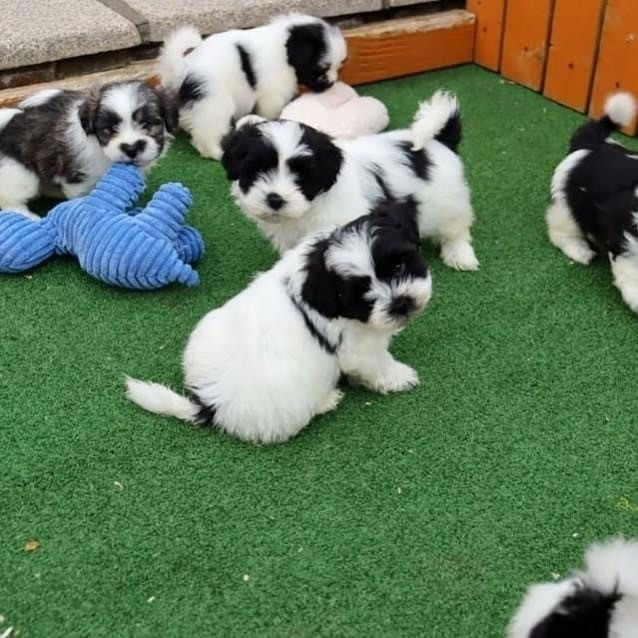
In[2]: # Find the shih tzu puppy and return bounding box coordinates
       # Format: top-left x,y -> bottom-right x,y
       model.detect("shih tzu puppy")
221,90 -> 479,271
157,14 -> 347,160
125,198 -> 432,444
547,92 -> 638,313
508,537 -> 638,638
0,81 -> 177,218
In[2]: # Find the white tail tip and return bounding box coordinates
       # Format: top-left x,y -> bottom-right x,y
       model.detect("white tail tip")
411,90 -> 459,150
125,376 -> 197,422
604,92 -> 637,127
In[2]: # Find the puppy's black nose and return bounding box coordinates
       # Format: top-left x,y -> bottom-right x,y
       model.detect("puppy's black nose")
120,140 -> 147,159
266,193 -> 285,211
389,296 -> 415,317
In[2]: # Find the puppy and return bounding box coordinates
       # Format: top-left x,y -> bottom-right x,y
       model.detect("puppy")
0,81 -> 177,218
158,14 -> 347,160
221,90 -> 479,270
508,537 -> 638,638
547,92 -> 638,313
125,198 -> 432,444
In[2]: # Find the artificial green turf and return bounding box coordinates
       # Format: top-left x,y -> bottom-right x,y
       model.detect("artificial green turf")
2,65 -> 638,637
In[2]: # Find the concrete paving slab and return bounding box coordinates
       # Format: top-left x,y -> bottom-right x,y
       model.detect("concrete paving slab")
387,0 -> 438,6
125,0 -> 384,42
0,0 -> 141,71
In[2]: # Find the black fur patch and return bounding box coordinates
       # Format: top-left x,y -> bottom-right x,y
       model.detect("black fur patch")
179,74 -> 206,105
187,390 -> 218,427
236,44 -> 257,89
371,165 -> 394,201
530,585 -> 620,638
563,140 -> 638,257
220,124 -> 278,193
435,108 -> 462,153
395,141 -> 430,180
301,234 -> 373,323
286,23 -> 332,92
287,125 -> 343,200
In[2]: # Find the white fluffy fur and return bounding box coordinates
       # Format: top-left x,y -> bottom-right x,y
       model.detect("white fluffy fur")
158,15 -> 347,160
126,224 -> 431,444
604,92 -> 637,128
508,537 -> 638,638
411,90 -> 459,151
232,92 -> 478,270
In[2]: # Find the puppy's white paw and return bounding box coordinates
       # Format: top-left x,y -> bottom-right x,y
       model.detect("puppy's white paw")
192,137 -> 223,161
441,240 -> 480,271
367,362 -> 420,395
559,239 -> 595,265
236,114 -> 266,129
317,389 -> 345,415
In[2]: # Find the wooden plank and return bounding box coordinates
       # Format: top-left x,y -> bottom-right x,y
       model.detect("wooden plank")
500,0 -> 555,91
466,0 -> 507,71
589,0 -> 638,135
339,10 -> 476,85
0,11 -> 476,108
543,0 -> 605,112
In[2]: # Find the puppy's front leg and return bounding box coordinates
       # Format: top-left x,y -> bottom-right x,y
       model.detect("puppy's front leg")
338,328 -> 419,395
255,93 -> 289,120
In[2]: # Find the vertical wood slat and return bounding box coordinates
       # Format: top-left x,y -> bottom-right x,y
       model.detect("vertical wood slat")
543,0 -> 605,112
466,0 -> 507,71
589,0 -> 638,134
500,0 -> 555,91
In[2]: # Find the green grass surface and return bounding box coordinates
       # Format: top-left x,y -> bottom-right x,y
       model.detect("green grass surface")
2,65 -> 638,637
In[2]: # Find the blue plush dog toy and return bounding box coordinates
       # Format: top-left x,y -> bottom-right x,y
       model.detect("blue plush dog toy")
0,163 -> 204,290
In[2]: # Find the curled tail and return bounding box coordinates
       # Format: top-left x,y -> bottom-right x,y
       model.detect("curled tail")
158,25 -> 202,92
411,90 -> 462,153
569,92 -> 637,152
126,377 -> 201,423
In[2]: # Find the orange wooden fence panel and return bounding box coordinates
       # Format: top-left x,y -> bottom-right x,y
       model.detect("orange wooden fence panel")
340,10 -> 475,86
467,0 -> 507,71
500,0 -> 555,91
543,0 -> 605,112
589,0 -> 638,134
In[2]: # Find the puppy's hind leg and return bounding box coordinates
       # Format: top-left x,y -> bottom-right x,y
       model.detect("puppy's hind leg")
436,203 -> 480,271
546,199 -> 595,264
339,329 -> 419,395
0,157 -> 40,219
182,95 -> 235,160
610,251 -> 638,313
316,389 -> 345,415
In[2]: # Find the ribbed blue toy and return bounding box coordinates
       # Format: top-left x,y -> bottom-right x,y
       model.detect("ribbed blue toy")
0,163 -> 204,290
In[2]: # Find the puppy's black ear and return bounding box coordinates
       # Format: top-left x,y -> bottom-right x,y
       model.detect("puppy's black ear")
220,124 -> 260,181
301,237 -> 340,319
286,24 -> 325,78
372,198 -> 421,247
155,86 -> 179,134
79,88 -> 100,135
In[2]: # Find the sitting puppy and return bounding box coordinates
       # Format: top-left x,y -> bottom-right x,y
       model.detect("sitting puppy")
547,92 -> 638,313
221,90 -> 479,270
508,537 -> 638,638
125,198 -> 432,444
157,14 -> 346,159
0,81 -> 177,218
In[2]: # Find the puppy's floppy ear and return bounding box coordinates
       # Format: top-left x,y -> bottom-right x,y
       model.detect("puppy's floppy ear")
293,125 -> 343,197
286,24 -> 325,71
78,88 -> 100,135
155,86 -> 179,134
220,124 -> 261,181
301,237 -> 340,318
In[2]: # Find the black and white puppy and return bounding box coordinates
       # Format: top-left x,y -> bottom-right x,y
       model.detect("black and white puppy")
126,198 -> 432,444
221,90 -> 479,270
508,537 -> 638,638
158,14 -> 346,160
0,81 -> 177,218
547,92 -> 638,312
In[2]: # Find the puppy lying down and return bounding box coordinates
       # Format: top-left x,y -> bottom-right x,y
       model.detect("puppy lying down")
126,199 -> 432,444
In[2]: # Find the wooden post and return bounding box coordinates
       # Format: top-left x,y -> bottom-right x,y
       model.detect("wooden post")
467,0 -> 507,71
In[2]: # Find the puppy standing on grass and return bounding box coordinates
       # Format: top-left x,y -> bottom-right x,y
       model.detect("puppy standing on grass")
221,90 -> 480,271
126,199 -> 432,444
547,92 -> 638,313
157,14 -> 347,160
0,81 -> 177,218
508,537 -> 638,638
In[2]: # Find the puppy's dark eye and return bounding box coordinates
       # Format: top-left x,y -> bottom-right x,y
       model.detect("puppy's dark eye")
146,118 -> 163,128
102,126 -> 117,136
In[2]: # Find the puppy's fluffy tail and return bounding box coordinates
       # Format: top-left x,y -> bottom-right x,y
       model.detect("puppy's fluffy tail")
125,376 -> 200,423
569,92 -> 637,152
158,25 -> 202,91
411,90 -> 462,153
508,537 -> 638,638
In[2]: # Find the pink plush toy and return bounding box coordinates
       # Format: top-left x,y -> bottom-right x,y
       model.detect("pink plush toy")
280,82 -> 389,139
